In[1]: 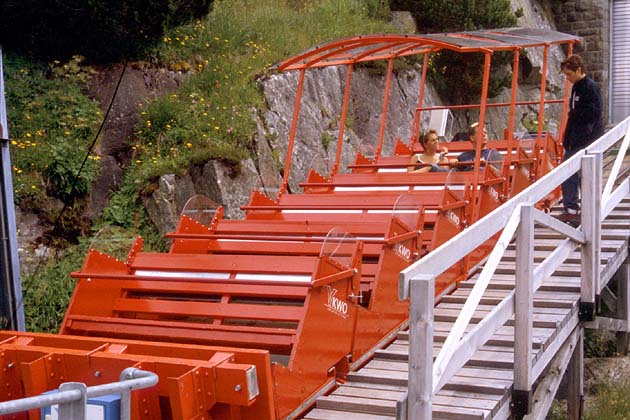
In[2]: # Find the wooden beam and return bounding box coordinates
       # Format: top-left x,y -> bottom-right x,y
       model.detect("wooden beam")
600,286 -> 618,314
532,238 -> 580,291
580,154 -> 601,321
583,316 -> 630,332
532,209 -> 585,244
617,262 -> 630,354
601,121 -> 630,203
601,177 -> 629,219
407,276 -> 434,420
522,327 -> 581,420
514,204 -> 534,417
566,329 -> 583,420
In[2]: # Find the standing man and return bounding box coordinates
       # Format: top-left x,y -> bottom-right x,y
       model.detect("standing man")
558,54 -> 603,226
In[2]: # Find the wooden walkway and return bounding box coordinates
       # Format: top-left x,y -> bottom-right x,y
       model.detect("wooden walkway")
304,200 -> 630,420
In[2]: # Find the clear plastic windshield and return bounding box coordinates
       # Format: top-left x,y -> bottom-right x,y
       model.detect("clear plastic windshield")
392,193 -> 422,231
486,149 -> 504,172
180,194 -> 220,227
445,168 -> 468,201
88,226 -> 136,261
319,227 -> 357,270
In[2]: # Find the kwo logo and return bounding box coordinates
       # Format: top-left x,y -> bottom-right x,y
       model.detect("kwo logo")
520,165 -> 530,178
394,242 -> 412,261
446,211 -> 460,228
488,186 -> 499,202
324,285 -> 349,319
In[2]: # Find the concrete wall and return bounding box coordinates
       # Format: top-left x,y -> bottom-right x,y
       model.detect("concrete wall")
550,0 -> 610,121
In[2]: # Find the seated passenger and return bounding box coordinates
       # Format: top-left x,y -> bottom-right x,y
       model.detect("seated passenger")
408,129 -> 450,173
456,123 -> 503,171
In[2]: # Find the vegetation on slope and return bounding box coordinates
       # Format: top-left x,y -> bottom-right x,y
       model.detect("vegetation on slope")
12,0 -> 396,333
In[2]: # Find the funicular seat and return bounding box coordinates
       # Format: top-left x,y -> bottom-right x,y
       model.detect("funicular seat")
62,234 -> 363,419
169,207 -> 421,303
164,195 -> 426,362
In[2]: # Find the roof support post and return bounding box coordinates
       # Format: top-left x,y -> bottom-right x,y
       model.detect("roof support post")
281,68 -> 306,194
513,204 -> 534,418
471,51 -> 492,222
407,274 -> 434,420
376,58 -> 394,158
410,53 -> 429,145
559,42 -> 575,152
580,153 -> 601,321
535,44 -> 550,179
332,64 -> 354,175
504,49 -> 521,197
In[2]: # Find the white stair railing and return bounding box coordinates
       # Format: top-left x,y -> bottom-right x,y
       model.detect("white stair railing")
398,116 -> 630,420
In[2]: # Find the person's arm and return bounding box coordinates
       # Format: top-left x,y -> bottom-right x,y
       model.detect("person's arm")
408,154 -> 419,173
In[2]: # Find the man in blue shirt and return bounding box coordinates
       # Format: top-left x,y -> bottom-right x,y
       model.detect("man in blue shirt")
456,122 -> 503,172
557,54 -> 603,226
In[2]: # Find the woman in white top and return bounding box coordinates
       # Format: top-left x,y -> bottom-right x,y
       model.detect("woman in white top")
408,129 -> 449,173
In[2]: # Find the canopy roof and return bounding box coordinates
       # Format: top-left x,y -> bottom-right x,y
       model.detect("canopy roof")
276,27 -> 580,72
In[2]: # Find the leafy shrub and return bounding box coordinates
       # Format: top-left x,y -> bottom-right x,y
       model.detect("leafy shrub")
4,54 -> 102,204
0,0 -> 213,62
43,141 -> 99,201
390,0 -> 517,104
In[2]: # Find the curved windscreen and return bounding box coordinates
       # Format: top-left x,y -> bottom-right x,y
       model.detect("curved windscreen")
486,149 -> 505,172
392,193 -> 422,232
89,226 -> 136,261
180,194 -> 220,227
445,168 -> 468,201
319,227 -> 357,270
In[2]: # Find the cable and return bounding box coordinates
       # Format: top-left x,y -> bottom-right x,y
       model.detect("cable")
52,59 -> 128,230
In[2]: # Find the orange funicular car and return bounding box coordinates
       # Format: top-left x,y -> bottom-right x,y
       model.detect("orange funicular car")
1,27 -> 579,420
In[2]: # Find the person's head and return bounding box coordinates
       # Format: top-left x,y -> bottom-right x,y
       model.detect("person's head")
560,54 -> 586,84
468,122 -> 488,149
421,129 -> 439,153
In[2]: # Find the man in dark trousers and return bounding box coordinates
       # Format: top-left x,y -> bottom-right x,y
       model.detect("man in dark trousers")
558,54 -> 603,226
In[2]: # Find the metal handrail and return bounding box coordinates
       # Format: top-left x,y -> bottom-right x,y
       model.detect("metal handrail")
0,368 -> 158,420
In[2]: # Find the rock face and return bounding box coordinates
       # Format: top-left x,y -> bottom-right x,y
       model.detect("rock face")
143,0 -> 568,235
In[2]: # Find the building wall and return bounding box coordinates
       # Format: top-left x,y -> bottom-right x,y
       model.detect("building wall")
550,0 -> 610,121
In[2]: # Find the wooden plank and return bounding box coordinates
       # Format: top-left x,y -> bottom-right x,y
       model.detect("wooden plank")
431,402 -> 490,420
407,276 -> 434,419
316,395 -> 396,416
304,408 -> 395,420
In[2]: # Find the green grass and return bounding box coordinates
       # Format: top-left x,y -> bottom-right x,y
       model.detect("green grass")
584,379 -> 630,419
